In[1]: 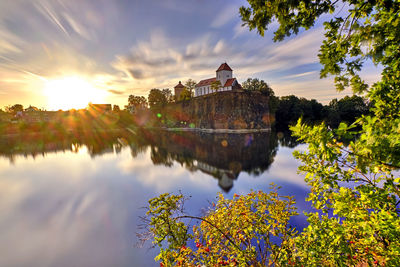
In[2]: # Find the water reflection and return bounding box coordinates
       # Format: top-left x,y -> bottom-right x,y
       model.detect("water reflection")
0,129 -> 308,267
145,131 -> 278,191
0,129 -> 281,192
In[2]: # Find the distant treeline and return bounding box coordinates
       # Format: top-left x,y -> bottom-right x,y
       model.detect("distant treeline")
273,94 -> 371,130
125,78 -> 371,130
0,78 -> 371,133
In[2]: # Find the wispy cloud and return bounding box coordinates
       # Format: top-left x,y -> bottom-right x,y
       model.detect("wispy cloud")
33,0 -> 97,40
211,5 -> 239,28
34,1 -> 70,37
111,27 -> 327,95
283,71 -> 319,79
107,89 -> 124,95
0,26 -> 25,54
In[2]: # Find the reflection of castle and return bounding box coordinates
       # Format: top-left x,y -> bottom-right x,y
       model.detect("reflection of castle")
147,130 -> 278,192
195,161 -> 238,192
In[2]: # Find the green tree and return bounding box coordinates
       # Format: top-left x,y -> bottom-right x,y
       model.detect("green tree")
126,95 -> 148,113
178,88 -> 191,101
241,0 -> 400,265
148,89 -> 167,110
242,78 -> 274,96
5,104 -> 23,114
184,79 -> 197,97
112,105 -> 120,113
210,80 -> 222,92
275,95 -> 324,130
326,95 -> 369,128
162,88 -> 174,103
140,185 -> 298,266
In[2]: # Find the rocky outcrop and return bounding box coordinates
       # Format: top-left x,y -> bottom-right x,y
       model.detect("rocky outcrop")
164,91 -> 271,130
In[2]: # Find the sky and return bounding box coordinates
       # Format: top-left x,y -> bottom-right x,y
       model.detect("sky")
0,0 -> 381,110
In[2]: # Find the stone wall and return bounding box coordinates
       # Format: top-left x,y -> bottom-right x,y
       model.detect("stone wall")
164,91 -> 271,129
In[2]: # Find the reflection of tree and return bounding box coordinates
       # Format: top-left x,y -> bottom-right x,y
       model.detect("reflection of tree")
150,146 -> 173,167
276,130 -> 301,148
0,128 -> 148,161
0,127 -> 282,192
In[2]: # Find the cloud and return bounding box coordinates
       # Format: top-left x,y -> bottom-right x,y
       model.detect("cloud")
62,12 -> 93,40
283,71 -> 319,79
0,26 -> 25,55
211,5 -> 239,28
111,27 -> 328,95
111,30 -> 231,86
107,89 -> 124,95
233,22 -> 249,38
114,24 -> 376,104
34,1 -> 70,37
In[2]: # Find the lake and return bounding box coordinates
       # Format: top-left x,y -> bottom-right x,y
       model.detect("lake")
0,129 -> 311,267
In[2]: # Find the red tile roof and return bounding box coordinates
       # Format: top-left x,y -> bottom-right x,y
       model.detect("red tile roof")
196,77 -> 216,87
216,63 -> 232,72
224,78 -> 236,87
174,81 -> 185,88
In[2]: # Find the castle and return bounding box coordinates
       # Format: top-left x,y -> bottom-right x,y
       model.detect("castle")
174,63 -> 242,99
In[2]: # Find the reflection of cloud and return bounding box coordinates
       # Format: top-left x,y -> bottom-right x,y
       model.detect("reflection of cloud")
117,150 -> 215,193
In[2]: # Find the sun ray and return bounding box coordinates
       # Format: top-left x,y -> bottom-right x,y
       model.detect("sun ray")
43,76 -> 107,110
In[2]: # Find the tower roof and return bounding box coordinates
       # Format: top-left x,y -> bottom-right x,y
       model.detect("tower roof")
216,63 -> 233,72
174,81 -> 185,89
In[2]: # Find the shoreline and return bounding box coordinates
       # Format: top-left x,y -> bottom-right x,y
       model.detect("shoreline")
163,127 -> 271,133
0,126 -> 271,138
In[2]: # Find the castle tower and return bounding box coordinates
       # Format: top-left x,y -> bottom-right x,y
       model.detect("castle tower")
174,81 -> 185,100
216,63 -> 233,88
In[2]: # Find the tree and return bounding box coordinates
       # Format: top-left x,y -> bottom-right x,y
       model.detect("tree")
112,105 -> 120,113
326,95 -> 369,128
162,88 -> 174,103
140,185 -> 298,266
178,88 -> 191,101
240,0 -> 400,265
242,78 -> 274,97
148,89 -> 167,110
274,95 -> 324,130
184,79 -> 197,97
126,95 -> 148,113
5,104 -> 23,114
210,80 -> 221,92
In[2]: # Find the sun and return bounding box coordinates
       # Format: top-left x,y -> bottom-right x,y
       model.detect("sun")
43,76 -> 107,110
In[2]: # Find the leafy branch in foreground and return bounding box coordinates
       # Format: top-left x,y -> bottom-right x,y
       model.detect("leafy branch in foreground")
138,184 -> 298,266
239,0 -> 400,265
291,120 -> 400,266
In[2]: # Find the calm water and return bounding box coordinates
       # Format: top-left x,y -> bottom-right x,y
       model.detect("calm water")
0,129 -> 310,267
